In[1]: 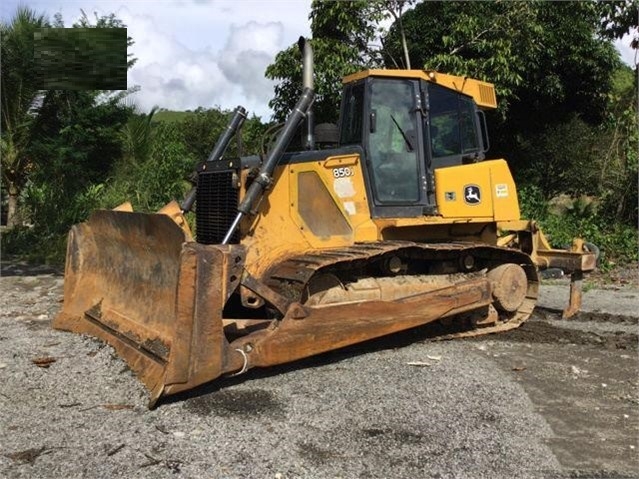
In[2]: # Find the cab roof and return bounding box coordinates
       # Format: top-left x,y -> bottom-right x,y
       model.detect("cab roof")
343,69 -> 497,110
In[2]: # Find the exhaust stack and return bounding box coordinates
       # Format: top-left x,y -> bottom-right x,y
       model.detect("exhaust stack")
298,36 -> 314,150
221,38 -> 315,244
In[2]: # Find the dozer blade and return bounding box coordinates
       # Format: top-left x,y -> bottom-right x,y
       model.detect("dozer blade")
53,210 -> 245,406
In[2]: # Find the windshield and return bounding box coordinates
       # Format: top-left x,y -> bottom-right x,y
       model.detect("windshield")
369,79 -> 419,203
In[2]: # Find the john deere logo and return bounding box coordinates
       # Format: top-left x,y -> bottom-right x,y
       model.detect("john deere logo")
464,185 -> 481,205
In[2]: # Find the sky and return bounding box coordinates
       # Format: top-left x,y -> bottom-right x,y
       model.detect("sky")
1,0 -> 314,119
1,0 -> 636,121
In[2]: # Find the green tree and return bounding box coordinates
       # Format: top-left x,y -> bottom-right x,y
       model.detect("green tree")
19,10 -> 135,237
509,2 -> 620,126
513,115 -> 601,197
377,0 -> 416,69
266,0 -> 385,124
384,1 -> 620,122
100,122 -> 194,212
240,115 -> 271,156
597,65 -> 638,224
598,0 -> 638,40
101,107 -> 268,215
1,7 -> 137,231
176,107 -> 268,160
121,106 -> 159,167
73,9 -> 136,69
0,7 -> 49,227
384,2 -> 623,193
26,90 -> 131,233
178,107 -> 240,160
492,3 -> 625,197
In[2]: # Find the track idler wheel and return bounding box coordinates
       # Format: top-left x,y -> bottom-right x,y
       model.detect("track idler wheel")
487,263 -> 528,313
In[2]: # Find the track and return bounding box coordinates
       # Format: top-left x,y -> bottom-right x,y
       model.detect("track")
264,240 -> 539,338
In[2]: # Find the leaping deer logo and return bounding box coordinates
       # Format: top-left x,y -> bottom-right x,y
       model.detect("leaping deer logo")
464,185 -> 481,205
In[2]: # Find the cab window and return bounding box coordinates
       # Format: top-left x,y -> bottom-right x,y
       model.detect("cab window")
368,79 -> 419,203
340,82 -> 365,145
429,84 -> 479,160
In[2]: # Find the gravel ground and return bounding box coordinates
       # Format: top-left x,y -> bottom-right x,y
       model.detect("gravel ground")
0,262 -> 637,478
539,282 -> 639,319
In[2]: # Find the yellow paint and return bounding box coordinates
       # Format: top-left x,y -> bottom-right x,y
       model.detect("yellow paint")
323,156 -> 359,168
435,160 -> 520,221
343,69 -> 497,109
289,154 -> 377,246
241,155 -> 521,279
241,164 -> 313,275
241,153 -> 378,277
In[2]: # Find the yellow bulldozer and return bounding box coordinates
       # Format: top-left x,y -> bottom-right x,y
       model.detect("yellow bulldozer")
54,39 -> 595,406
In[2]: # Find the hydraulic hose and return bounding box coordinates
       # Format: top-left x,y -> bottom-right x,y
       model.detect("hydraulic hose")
180,105 -> 247,213
221,87 -> 315,244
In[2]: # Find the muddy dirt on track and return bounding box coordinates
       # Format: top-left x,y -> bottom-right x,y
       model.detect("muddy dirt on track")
0,261 -> 637,479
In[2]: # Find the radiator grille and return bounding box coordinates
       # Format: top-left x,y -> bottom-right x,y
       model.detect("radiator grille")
196,170 -> 239,244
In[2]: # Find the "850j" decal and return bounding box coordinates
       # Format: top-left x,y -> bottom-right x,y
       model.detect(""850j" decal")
332,167 -> 354,178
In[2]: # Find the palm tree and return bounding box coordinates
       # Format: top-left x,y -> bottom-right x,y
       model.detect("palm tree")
1,7 -> 49,227
121,106 -> 159,169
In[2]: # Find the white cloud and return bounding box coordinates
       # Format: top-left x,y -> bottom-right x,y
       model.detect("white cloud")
123,18 -> 287,117
218,22 -> 282,103
615,31 -> 638,68
0,0 -> 311,118
120,9 -> 231,112
116,2 -> 310,118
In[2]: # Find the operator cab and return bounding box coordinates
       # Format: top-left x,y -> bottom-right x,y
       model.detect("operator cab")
338,70 -> 494,218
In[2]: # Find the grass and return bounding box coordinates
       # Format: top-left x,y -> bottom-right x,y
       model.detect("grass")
152,110 -> 196,123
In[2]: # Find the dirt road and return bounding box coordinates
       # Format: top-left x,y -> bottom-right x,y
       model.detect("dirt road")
0,262 -> 637,478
